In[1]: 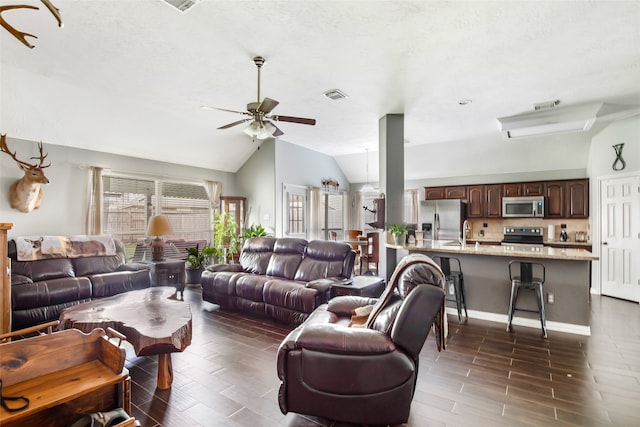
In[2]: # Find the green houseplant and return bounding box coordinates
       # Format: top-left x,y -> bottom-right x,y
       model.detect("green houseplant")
185,244 -> 215,284
244,224 -> 268,238
387,223 -> 407,246
213,212 -> 241,263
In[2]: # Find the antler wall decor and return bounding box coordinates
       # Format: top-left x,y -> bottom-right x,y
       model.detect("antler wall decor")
0,0 -> 62,48
0,133 -> 52,213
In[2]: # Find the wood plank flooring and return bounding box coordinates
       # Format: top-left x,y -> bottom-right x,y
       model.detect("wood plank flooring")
124,287 -> 640,427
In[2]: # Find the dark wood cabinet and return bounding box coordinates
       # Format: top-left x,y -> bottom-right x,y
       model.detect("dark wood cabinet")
466,185 -> 484,218
425,178 -> 588,219
485,184 -> 502,218
544,181 -> 565,218
523,182 -> 544,196
425,186 -> 466,200
425,187 -> 445,200
565,179 -> 589,218
445,186 -> 466,199
503,183 -> 523,197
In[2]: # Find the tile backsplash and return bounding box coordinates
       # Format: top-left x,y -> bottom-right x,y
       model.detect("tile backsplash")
469,218 -> 590,243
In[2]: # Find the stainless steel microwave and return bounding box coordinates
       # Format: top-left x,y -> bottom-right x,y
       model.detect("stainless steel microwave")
502,196 -> 545,218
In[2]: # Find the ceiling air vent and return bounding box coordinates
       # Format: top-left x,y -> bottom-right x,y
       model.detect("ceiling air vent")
162,0 -> 199,12
323,89 -> 349,101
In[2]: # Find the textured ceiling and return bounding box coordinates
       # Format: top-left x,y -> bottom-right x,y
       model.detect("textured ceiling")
1,0 -> 639,183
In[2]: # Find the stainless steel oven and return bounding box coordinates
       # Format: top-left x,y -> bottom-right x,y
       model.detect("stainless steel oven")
501,227 -> 544,251
502,196 -> 545,218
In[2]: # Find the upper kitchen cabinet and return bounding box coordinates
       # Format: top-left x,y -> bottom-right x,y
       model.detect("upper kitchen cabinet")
485,184 -> 503,218
425,186 -> 466,200
544,181 -> 565,218
466,185 -> 484,218
466,184 -> 502,218
502,181 -> 544,197
565,179 -> 589,218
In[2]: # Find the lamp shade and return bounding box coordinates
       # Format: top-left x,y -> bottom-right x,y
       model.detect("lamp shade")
146,215 -> 173,237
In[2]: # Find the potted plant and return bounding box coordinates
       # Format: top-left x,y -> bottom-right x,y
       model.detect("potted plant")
185,244 -> 215,284
387,223 -> 407,246
244,224 -> 268,238
213,212 -> 241,264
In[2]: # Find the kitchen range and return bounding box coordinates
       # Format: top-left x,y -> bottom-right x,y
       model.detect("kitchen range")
501,227 -> 544,252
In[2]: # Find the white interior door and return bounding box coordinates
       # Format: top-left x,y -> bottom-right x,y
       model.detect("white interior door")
600,176 -> 640,302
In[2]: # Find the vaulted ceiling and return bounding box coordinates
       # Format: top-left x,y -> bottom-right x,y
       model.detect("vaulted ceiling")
1,0 -> 639,183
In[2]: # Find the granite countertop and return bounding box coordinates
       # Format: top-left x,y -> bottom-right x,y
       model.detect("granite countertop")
389,240 -> 598,261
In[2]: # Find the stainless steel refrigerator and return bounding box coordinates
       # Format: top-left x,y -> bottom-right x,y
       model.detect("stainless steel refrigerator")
419,199 -> 467,241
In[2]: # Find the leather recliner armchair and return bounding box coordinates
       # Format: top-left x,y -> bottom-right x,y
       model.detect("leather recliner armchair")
277,253 -> 446,426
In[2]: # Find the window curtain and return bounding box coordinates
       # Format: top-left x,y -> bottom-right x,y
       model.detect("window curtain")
309,186 -> 322,240
353,191 -> 363,230
85,166 -> 103,235
205,180 -> 222,211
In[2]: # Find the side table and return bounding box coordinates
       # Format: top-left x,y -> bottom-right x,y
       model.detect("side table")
141,258 -> 186,299
331,275 -> 385,298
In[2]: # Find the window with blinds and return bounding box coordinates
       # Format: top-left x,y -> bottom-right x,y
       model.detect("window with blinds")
102,175 -> 212,247
320,193 -> 346,240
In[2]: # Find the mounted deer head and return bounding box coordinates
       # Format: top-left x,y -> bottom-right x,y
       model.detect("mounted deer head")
0,133 -> 51,213
0,0 -> 62,49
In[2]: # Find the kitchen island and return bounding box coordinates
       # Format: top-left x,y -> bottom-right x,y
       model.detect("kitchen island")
389,241 -> 598,335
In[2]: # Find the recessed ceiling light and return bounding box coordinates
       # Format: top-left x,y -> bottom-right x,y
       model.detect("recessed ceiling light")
323,89 -> 349,101
458,99 -> 472,106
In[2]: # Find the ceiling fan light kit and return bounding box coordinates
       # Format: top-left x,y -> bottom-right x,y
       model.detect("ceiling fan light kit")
205,56 -> 316,141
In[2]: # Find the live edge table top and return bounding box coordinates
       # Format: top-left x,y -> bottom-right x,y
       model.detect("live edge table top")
59,286 -> 192,357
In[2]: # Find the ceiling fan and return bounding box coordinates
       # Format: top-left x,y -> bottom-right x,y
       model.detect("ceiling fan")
202,56 -> 316,140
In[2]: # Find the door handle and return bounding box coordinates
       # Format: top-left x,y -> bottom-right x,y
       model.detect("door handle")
602,242 -> 608,245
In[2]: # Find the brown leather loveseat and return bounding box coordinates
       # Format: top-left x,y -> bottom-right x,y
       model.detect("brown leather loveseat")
277,253 -> 446,425
8,236 -> 151,331
201,237 -> 355,324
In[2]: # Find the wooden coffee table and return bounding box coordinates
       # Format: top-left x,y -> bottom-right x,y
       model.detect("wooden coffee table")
59,286 -> 192,390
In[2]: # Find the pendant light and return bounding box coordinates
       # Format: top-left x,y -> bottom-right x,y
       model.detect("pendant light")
360,148 -> 375,192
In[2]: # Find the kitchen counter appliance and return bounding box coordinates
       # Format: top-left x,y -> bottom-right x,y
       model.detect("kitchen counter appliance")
502,196 -> 545,218
501,227 -> 544,251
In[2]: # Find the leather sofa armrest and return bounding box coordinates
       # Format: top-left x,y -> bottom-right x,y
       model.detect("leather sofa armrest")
116,262 -> 151,272
326,296 -> 378,316
206,264 -> 243,273
282,323 -> 395,355
306,277 -> 352,293
11,273 -> 33,285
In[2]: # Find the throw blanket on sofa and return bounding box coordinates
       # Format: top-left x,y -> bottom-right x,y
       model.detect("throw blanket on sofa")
15,235 -> 117,261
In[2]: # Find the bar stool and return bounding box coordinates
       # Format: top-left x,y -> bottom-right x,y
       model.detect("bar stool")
507,261 -> 547,338
432,256 -> 468,322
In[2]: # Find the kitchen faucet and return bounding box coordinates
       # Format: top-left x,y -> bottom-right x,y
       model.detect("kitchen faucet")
461,220 -> 470,246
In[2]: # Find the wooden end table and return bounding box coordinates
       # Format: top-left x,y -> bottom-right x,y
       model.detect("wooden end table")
59,287 -> 192,390
331,275 -> 385,298
140,258 -> 186,299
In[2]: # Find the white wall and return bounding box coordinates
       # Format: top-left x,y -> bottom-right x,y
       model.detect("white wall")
587,115 -> 640,294
274,140 -> 350,237
237,140 -> 276,234
0,137 -> 238,239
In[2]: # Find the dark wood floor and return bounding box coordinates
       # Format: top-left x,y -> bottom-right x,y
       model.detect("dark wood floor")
124,286 -> 640,427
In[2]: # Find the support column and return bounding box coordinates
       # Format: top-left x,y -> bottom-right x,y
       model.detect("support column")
379,114 -> 404,281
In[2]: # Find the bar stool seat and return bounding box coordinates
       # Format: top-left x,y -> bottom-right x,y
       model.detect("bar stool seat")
507,261 -> 547,338
433,256 -> 468,322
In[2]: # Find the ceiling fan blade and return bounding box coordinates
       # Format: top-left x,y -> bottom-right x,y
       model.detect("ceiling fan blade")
272,115 -> 316,126
217,118 -> 252,129
201,106 -> 252,116
257,98 -> 279,114
268,121 -> 284,137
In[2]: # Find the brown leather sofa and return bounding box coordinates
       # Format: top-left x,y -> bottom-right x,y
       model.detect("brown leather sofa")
8,238 -> 151,331
277,253 -> 446,425
201,237 -> 355,324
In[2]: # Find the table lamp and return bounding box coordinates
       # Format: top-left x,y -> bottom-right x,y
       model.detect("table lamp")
146,215 -> 173,261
